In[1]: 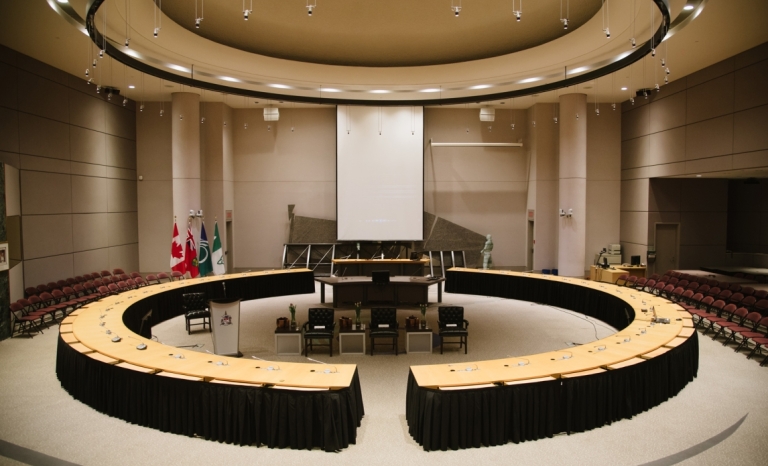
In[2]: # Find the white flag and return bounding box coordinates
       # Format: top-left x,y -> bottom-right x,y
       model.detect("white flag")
212,221 -> 226,275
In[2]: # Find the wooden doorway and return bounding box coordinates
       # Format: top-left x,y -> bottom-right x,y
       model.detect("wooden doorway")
655,223 -> 679,275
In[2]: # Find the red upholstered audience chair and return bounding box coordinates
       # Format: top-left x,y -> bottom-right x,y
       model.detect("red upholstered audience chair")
130,272 -> 142,280
156,272 -> 171,283
755,299 -> 768,316
145,274 -> 160,285
634,277 -> 648,291
134,277 -> 147,287
614,274 -> 628,286
723,312 -> 765,348
709,306 -> 747,341
107,283 -> 120,295
625,276 -> 639,288
171,271 -> 184,281
113,268 -> 125,276
9,302 -> 44,337
100,270 -> 112,278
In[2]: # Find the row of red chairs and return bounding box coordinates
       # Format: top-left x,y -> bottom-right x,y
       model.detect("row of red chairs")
615,273 -> 768,306
669,269 -> 767,283
673,293 -> 768,367
11,270 -> 187,337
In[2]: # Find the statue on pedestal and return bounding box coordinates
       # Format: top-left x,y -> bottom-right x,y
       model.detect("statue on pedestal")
481,234 -> 494,269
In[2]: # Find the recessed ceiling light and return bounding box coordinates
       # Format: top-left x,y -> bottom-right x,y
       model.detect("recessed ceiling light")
419,88 -> 441,93
128,85 -> 135,89
268,84 -> 292,89
683,5 -> 694,11
168,64 -> 190,73
518,77 -> 542,84
621,87 -> 628,91
696,174 -> 702,177
57,0 -> 68,4
322,88 -> 342,93
470,84 -> 492,90
370,90 -> 390,94
220,76 -> 239,82
568,67 -> 589,74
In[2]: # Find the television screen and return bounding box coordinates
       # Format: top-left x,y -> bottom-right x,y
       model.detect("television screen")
372,270 -> 390,284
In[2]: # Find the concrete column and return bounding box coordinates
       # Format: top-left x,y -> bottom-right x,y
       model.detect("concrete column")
172,93 -> 201,224
557,94 -> 587,277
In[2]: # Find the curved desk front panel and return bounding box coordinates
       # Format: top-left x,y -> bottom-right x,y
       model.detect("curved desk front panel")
406,268 -> 698,451
56,270 -> 364,452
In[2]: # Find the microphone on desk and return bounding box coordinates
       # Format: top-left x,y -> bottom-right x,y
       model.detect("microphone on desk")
505,356 -> 530,367
306,357 -> 338,373
555,351 -> 573,360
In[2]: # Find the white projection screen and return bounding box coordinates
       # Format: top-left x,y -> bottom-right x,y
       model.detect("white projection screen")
337,106 -> 424,241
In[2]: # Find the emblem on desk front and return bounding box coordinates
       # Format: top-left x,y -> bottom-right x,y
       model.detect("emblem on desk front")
220,311 -> 232,326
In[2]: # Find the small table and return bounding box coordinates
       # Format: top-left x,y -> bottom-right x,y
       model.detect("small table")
338,326 -> 366,355
274,326 -> 302,355
405,325 -> 433,354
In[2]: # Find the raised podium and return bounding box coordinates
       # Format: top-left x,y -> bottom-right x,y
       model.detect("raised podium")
209,298 -> 242,357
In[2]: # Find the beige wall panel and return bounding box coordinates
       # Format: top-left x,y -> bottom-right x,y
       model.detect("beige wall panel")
9,262 -> 25,303
734,42 -> 768,69
71,162 -> 107,177
727,212 -> 760,251
223,105 -> 234,182
686,74 -> 735,124
650,90 -> 686,133
137,179 -> 173,273
172,178 -> 201,224
648,179 -> 681,212
107,178 -> 137,212
680,179 -> 729,212
15,53 -> 70,84
685,115 -> 734,160
233,181 -> 334,268
586,109 -> 621,181
20,170 -> 72,215
686,58 -> 734,88
109,243 -> 140,274
734,60 -> 768,112
105,104 -> 136,140
72,213 -> 109,252
621,136 -> 649,170
620,211 -> 648,246
16,70 -> 69,123
22,214 -> 73,259
0,61 -> 18,110
585,180 -> 621,269
18,113 -> 70,160
0,108 -> 19,153
532,116 -> 559,181
23,254 -> 74,288
5,164 -> 21,216
621,95 -> 649,113
136,102 -> 172,181
533,179 -> 558,271
621,178 -> 650,212
171,93 -> 200,180
679,245 -> 727,270
201,104 -> 224,182
106,135 -> 136,169
425,147 -> 528,183
733,150 -> 768,170
73,248 -> 109,277
108,212 -> 139,246
733,105 -> 768,154
647,211 -> 682,244
0,151 -> 20,168
202,179 -> 224,230
680,212 -> 727,246
19,154 -> 70,174
233,109 -> 336,183
557,176 -> 586,277
70,125 -> 106,165
69,89 -> 104,132
657,77 -> 688,97
621,105 -> 649,141
621,166 -> 649,180
107,167 -> 137,181
71,175 -> 107,213
684,155 -> 733,174
649,126 -> 686,166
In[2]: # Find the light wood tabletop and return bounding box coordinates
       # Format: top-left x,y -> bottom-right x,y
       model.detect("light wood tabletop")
409,268 -> 692,388
63,269 -> 357,389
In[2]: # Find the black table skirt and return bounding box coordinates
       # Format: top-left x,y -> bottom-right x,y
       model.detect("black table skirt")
56,271 -> 365,451
405,270 -> 699,451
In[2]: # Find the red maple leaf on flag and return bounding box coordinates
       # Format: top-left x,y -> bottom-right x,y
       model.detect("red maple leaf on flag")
171,241 -> 184,259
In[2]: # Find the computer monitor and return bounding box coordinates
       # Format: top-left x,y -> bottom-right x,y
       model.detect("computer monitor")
372,270 -> 390,284
631,255 -> 641,266
409,251 -> 422,260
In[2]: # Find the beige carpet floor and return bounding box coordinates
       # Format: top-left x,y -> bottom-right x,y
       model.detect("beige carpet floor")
1,287 -> 768,465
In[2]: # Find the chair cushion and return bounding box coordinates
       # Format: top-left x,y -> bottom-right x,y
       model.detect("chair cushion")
370,328 -> 398,337
186,309 -> 210,319
439,328 -> 468,336
305,330 -> 334,339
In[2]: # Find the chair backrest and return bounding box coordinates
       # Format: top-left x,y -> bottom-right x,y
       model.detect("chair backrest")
636,277 -> 647,287
740,296 -> 756,309
73,284 -> 86,296
667,277 -> 679,286
117,281 -> 128,290
721,303 -> 739,320
102,276 -> 113,285
676,279 -> 689,288
108,283 -> 119,293
182,292 -> 207,313
662,284 -> 675,295
728,284 -> 743,293
729,293 -> 745,305
711,299 -> 727,316
119,273 -> 130,281
626,276 -> 638,285
10,302 -> 24,314
370,308 -> 398,328
62,286 -> 76,298
754,290 -> 768,300
28,296 -> 43,309
127,278 -> 138,288
741,287 -> 755,297
649,274 -> 660,281
93,278 -> 104,288
742,311 -> 762,329
307,308 -> 334,326
171,271 -> 184,280
707,286 -> 721,297
17,298 -> 33,312
686,282 -> 699,291
101,270 -> 112,278
697,284 -> 710,295
754,299 -> 768,314
98,286 -> 110,295
718,290 -> 733,300
131,272 -> 142,279
682,290 -> 694,301
645,279 -> 657,289
66,278 -> 78,286
113,268 -> 125,275
690,292 -> 704,304
755,317 -> 768,335
25,287 -> 37,297
157,272 -> 170,282
438,306 -> 465,324
56,280 -> 68,289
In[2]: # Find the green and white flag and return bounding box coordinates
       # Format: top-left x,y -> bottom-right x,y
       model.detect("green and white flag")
198,222 -> 213,277
212,221 -> 226,275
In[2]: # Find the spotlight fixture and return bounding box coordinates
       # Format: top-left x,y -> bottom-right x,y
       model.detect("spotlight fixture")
122,97 -> 128,106
307,0 -> 316,16
96,85 -> 101,94
93,59 -> 97,67
201,117 -> 206,123
664,76 -> 669,84
655,84 -> 660,92
665,67 -> 670,75
453,6 -> 460,16
99,49 -> 104,58
124,38 -> 130,47
107,93 -> 111,101
595,108 -> 600,116
153,27 -> 159,37
87,78 -> 93,85
513,0 -> 522,21
553,117 -> 558,124
195,18 -> 202,28
630,37 -> 636,48
661,58 -> 666,67
244,10 -> 249,19
85,68 -> 89,77
612,103 -> 617,111
562,18 -> 568,29
140,103 -> 144,112
651,48 -> 656,57
160,109 -> 164,117
630,97 -> 635,105
605,28 -> 610,38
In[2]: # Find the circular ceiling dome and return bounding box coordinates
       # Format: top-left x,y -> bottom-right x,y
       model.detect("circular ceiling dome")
160,0 -> 601,67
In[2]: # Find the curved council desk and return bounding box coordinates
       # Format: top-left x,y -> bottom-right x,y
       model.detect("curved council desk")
56,269 -> 364,452
406,268 -> 698,451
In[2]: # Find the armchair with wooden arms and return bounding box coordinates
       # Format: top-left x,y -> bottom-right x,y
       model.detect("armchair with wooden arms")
303,308 -> 335,357
438,306 -> 469,354
182,292 -> 210,335
369,308 -> 399,356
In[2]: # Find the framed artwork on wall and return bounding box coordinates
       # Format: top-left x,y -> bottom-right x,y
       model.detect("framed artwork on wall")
0,242 -> 8,271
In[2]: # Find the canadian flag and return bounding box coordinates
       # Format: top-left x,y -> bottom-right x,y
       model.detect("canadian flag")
185,223 -> 200,278
170,221 -> 186,274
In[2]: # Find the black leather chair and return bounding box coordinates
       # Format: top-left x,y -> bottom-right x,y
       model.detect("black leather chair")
303,308 -> 335,357
183,292 -> 210,335
369,308 -> 399,356
437,306 -> 469,354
